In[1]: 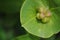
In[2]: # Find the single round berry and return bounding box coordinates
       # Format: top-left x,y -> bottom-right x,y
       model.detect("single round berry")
42,17 -> 50,23
36,13 -> 45,19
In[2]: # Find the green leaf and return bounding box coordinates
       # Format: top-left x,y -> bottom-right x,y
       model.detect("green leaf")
40,35 -> 56,40
20,0 -> 60,38
16,34 -> 32,40
12,34 -> 40,40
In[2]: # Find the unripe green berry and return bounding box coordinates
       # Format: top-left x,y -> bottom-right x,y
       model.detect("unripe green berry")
42,17 -> 50,23
36,13 -> 41,19
36,13 -> 45,20
36,7 -> 51,23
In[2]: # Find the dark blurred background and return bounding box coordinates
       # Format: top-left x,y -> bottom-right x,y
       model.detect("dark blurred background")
0,0 -> 27,40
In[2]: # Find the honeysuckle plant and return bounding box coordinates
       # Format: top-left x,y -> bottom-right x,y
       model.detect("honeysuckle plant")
0,0 -> 60,40
20,0 -> 60,38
